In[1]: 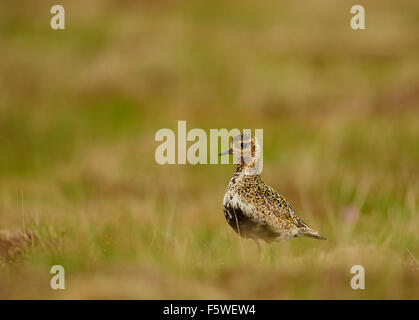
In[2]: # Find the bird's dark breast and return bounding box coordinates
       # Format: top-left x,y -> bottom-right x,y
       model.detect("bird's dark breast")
223,205 -> 277,242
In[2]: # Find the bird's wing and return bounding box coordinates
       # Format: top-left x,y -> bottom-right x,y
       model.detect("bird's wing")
260,184 -> 295,217
257,183 -> 313,229
253,181 -> 327,240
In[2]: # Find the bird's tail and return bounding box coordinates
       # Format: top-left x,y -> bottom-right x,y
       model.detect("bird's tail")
300,229 -> 327,240
302,232 -> 327,240
295,218 -> 327,240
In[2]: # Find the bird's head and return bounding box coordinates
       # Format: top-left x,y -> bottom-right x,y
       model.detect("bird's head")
219,133 -> 262,174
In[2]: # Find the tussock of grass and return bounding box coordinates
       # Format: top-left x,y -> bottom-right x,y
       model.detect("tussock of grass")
0,230 -> 36,263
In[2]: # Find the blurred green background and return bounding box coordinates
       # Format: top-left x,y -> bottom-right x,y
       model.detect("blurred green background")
0,0 -> 418,299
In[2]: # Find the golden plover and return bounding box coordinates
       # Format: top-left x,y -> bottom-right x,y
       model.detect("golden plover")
220,133 -> 326,247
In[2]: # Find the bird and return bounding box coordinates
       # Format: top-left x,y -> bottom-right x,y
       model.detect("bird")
219,133 -> 326,251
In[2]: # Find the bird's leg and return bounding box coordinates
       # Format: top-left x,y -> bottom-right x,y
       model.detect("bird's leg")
252,239 -> 263,261
269,245 -> 275,264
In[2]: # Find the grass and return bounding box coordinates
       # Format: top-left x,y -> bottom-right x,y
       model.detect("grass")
0,0 -> 418,299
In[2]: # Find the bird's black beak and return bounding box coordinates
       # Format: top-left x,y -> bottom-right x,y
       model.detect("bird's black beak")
219,148 -> 232,156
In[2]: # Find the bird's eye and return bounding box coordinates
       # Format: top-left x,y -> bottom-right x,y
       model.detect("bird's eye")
240,142 -> 248,148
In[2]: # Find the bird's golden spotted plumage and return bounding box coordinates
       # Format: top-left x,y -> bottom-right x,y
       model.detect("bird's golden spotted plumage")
220,133 -> 326,243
